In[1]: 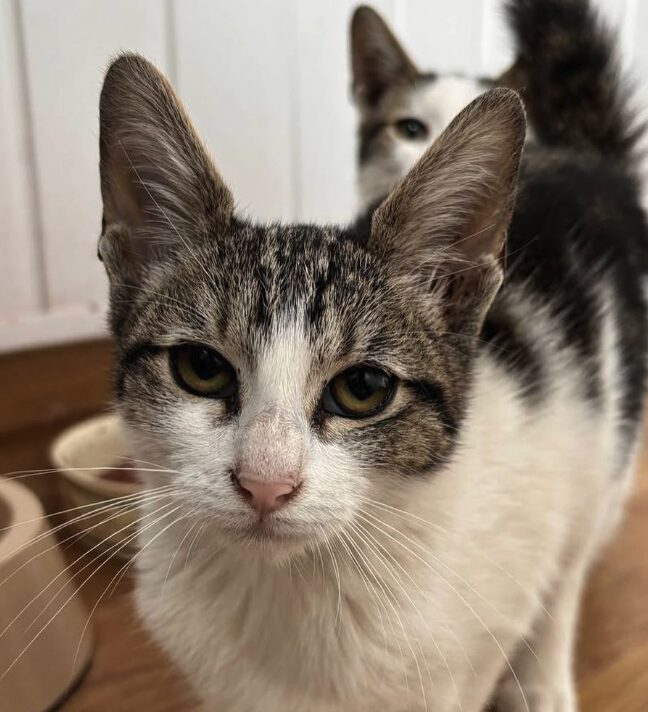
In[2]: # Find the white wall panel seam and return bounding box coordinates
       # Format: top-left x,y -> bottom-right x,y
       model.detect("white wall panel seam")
12,0 -> 48,309
289,0 -> 302,221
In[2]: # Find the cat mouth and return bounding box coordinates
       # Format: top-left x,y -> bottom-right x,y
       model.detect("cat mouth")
243,519 -> 303,542
230,514 -> 315,547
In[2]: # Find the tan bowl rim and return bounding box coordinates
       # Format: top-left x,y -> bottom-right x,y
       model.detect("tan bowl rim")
0,477 -> 44,566
50,412 -> 142,498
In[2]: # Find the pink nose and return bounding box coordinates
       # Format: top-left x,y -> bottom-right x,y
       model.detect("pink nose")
236,477 -> 299,516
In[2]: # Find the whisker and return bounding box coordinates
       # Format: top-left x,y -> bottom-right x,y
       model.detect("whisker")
359,497 -> 553,623
0,486 -> 176,592
347,523 -> 433,709
321,537 -> 343,630
1,465 -> 180,483
0,481 -> 176,535
162,512 -> 200,588
71,504 -> 192,674
340,530 -> 418,702
337,531 -> 394,661
4,488 -> 171,592
358,512 -> 530,712
184,520 -> 208,570
355,516 -> 476,678
4,497 -> 176,644
1,500 -> 182,682
351,519 -> 463,706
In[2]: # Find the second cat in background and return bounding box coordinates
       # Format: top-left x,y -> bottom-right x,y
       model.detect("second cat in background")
350,0 -> 640,210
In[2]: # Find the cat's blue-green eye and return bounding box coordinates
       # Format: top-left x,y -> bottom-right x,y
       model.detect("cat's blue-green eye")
322,366 -> 395,419
394,117 -> 429,141
170,344 -> 236,398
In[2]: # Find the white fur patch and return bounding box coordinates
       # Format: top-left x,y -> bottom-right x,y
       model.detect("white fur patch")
130,295 -> 637,711
358,75 -> 535,211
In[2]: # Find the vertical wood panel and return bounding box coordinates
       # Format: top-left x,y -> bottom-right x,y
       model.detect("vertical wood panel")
480,0 -> 514,76
622,0 -> 639,58
402,0 -> 486,74
597,0 -> 628,27
173,0 -> 296,222
0,0 -> 41,317
21,0 -> 169,311
295,0 -> 397,223
630,0 -> 648,83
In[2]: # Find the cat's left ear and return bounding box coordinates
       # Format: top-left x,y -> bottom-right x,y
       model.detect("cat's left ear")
351,6 -> 418,108
370,87 -> 526,331
98,53 -> 233,281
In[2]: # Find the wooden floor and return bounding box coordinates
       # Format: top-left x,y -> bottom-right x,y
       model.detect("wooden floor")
1,340 -> 648,711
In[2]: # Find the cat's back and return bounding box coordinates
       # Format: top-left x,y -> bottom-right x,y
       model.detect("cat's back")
507,146 -> 648,293
484,144 -> 648,478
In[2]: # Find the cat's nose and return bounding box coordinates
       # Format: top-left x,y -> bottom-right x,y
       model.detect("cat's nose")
235,477 -> 299,516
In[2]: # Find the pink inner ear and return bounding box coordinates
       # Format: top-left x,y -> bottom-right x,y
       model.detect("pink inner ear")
368,88 -> 525,277
99,52 -> 234,257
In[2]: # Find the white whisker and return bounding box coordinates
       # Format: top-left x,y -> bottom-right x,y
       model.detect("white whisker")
358,512 -> 530,712
0,486 -> 175,595
1,500 -> 182,682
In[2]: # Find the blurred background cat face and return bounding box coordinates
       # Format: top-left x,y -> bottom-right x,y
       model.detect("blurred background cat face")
351,6 -> 505,208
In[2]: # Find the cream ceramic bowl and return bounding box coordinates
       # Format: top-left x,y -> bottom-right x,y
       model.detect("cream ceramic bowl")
50,413 -> 143,559
0,477 -> 93,712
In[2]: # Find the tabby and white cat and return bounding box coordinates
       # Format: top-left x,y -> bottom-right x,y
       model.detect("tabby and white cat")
97,1 -> 647,710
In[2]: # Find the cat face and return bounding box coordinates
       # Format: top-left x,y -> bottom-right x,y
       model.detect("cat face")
99,54 -> 525,558
351,6 -> 502,209
108,224 -> 463,551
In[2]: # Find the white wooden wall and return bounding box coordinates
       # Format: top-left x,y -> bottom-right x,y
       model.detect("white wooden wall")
0,0 -> 646,352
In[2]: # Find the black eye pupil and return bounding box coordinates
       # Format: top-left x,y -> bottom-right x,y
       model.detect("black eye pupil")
396,118 -> 428,140
321,365 -> 394,419
191,347 -> 221,379
171,344 -> 236,399
345,368 -> 388,401
404,121 -> 419,136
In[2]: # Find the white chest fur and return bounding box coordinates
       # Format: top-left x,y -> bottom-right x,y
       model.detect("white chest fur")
133,315 -> 628,712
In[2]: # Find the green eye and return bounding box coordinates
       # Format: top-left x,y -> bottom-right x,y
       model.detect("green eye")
170,344 -> 236,398
322,366 -> 394,419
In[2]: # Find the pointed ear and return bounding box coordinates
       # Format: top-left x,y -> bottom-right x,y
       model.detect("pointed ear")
351,6 -> 418,108
370,88 -> 526,331
98,53 -> 233,281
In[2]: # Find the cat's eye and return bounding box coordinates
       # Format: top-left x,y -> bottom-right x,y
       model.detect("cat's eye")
394,117 -> 429,141
322,366 -> 394,419
170,344 -> 236,398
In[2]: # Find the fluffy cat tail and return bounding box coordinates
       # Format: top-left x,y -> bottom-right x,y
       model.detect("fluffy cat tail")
505,0 -> 643,167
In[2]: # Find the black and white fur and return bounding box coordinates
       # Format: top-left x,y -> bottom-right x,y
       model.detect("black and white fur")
97,2 -> 647,709
349,3 -> 648,707
351,0 -> 641,210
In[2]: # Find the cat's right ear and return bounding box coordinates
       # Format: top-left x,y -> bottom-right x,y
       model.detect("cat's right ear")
351,6 -> 417,108
98,53 -> 233,282
369,88 -> 526,333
